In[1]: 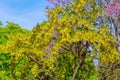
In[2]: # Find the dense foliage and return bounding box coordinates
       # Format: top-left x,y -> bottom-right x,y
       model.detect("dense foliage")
0,22 -> 29,80
0,0 -> 120,80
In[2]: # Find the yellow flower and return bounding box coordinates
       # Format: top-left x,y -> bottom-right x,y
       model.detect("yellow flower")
0,61 -> 2,65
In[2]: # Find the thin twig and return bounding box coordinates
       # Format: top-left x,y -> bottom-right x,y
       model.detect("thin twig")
24,52 -> 42,65
72,42 -> 89,80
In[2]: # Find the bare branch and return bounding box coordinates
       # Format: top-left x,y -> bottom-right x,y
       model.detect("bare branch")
101,62 -> 120,80
24,52 -> 42,66
72,42 -> 89,80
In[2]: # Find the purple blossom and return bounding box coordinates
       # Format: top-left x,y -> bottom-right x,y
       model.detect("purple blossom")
98,0 -> 103,6
44,31 -> 58,58
105,0 -> 120,18
45,49 -> 51,54
49,40 -> 55,49
45,48 -> 51,59
46,0 -> 73,19
46,0 -> 72,10
53,31 -> 58,37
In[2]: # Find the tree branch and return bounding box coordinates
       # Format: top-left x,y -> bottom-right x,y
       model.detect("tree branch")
24,52 -> 42,66
71,42 -> 89,80
101,62 -> 119,80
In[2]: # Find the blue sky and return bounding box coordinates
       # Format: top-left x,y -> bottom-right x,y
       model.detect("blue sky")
0,0 -> 49,30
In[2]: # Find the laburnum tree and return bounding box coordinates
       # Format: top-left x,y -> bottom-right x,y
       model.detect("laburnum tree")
45,0 -> 120,79
0,0 -> 120,80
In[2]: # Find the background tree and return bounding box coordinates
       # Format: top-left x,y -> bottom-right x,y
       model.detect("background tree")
0,22 -> 29,80
95,0 -> 120,79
